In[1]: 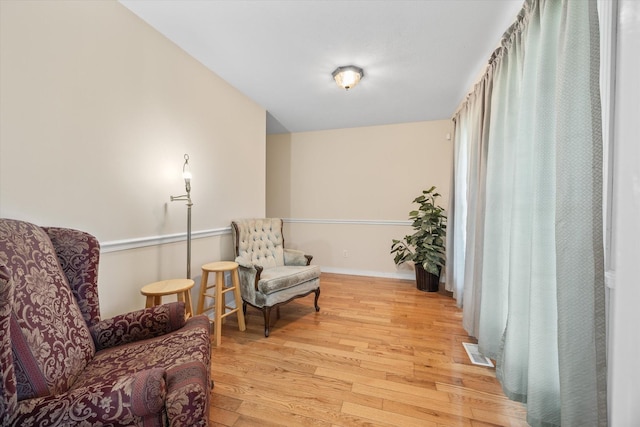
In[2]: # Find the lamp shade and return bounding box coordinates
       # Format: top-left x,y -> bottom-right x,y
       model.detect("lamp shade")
332,65 -> 364,90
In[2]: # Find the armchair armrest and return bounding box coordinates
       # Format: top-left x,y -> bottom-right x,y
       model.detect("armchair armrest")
8,368 -> 166,425
90,302 -> 186,351
235,256 -> 263,291
284,249 -> 313,266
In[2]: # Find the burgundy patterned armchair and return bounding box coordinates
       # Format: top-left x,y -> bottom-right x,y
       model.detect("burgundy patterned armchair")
0,219 -> 211,426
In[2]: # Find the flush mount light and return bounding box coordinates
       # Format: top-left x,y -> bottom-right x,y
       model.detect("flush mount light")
332,65 -> 364,90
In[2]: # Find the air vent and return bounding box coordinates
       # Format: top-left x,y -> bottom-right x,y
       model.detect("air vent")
462,342 -> 494,367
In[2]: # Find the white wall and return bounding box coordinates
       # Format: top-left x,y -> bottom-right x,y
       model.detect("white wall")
608,0 -> 640,424
0,1 -> 266,317
266,120 -> 453,278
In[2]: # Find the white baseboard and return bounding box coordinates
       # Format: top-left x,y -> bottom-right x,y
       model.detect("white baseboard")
320,266 -> 414,281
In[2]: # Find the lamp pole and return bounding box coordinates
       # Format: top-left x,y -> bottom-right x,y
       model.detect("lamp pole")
170,154 -> 193,279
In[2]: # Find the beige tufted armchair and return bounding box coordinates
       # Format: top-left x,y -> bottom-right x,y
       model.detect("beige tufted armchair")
231,218 -> 320,337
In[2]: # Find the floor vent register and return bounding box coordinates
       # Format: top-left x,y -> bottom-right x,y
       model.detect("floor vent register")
462,342 -> 494,367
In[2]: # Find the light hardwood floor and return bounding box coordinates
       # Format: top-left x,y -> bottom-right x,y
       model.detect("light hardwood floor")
209,273 -> 528,426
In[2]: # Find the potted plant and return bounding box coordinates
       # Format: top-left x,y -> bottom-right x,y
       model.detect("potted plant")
391,186 -> 447,292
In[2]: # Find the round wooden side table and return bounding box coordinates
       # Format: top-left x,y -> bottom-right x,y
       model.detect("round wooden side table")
140,278 -> 195,319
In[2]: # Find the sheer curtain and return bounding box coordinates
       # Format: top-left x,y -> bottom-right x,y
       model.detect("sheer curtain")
447,72 -> 493,338
448,1 -> 607,425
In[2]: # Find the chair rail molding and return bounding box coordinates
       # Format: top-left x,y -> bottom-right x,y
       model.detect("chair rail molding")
100,220 -> 411,253
100,219 -> 418,281
101,226 -> 231,253
283,218 -> 411,226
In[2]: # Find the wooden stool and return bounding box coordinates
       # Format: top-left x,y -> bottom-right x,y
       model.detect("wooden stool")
140,278 -> 195,319
197,261 -> 246,346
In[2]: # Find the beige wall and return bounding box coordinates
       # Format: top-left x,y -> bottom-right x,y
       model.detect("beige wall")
0,1 -> 266,317
267,120 -> 453,278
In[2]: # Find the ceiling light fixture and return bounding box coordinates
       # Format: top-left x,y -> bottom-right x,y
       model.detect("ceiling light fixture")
332,65 -> 364,90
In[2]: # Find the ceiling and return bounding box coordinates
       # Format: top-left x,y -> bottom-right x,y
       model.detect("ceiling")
119,0 -> 523,134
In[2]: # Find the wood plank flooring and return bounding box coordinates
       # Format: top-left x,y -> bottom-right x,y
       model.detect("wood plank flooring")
209,273 -> 528,426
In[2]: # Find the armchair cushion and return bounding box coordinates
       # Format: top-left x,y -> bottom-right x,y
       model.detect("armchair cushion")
71,315 -> 211,426
8,368 -> 167,426
258,265 -> 321,295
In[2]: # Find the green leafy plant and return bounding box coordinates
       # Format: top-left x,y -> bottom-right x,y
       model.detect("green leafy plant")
391,186 -> 447,276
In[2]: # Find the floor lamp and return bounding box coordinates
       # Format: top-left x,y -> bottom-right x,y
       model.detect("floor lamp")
170,154 -> 193,279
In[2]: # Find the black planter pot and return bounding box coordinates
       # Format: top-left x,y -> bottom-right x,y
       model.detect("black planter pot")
415,264 -> 439,292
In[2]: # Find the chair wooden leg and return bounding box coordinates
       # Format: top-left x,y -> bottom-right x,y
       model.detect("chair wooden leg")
314,288 -> 321,312
246,287 -> 320,338
262,307 -> 271,337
